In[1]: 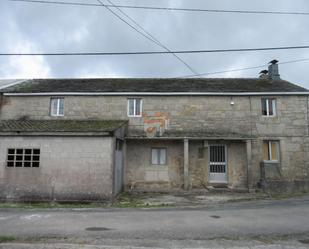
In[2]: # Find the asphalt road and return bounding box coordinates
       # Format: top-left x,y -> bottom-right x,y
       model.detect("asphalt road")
0,197 -> 309,248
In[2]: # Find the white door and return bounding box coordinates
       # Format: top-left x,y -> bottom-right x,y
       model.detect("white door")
209,145 -> 227,183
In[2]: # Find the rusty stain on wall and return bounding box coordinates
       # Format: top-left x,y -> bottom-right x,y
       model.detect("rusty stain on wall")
143,112 -> 170,137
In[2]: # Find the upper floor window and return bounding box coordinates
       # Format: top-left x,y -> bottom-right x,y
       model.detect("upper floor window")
50,98 -> 64,116
151,148 -> 167,165
127,98 -> 142,117
263,141 -> 279,162
261,98 -> 276,116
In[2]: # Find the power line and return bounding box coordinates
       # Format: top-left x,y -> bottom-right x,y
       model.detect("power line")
180,65 -> 267,78
2,45 -> 309,56
95,0 -> 196,74
94,0 -> 160,48
179,58 -> 309,78
102,0 -> 197,74
10,0 -> 309,16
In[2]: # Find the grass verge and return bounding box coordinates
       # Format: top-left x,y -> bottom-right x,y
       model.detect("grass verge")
0,193 -> 172,209
0,236 -> 16,243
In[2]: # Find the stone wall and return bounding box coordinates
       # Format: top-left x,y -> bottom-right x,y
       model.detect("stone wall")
1,95 -> 308,137
1,94 -> 308,192
126,140 -> 248,190
126,139 -> 183,190
0,136 -> 114,202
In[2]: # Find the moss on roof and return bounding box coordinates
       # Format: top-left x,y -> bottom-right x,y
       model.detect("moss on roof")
1,78 -> 307,93
0,120 -> 127,133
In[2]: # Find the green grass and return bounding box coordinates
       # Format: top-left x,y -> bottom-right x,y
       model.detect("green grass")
0,236 -> 16,243
0,202 -> 108,209
267,190 -> 309,200
111,192 -> 172,208
0,193 -> 172,209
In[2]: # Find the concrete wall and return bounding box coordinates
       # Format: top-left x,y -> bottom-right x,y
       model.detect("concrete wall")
0,136 -> 114,202
1,94 -> 309,192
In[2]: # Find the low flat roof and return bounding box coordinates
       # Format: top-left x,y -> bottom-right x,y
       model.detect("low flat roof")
0,119 -> 127,135
127,130 -> 253,140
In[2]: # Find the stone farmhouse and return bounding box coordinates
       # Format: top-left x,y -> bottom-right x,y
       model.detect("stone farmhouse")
0,62 -> 309,201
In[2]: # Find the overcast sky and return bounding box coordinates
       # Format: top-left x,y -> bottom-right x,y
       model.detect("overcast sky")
0,0 -> 309,88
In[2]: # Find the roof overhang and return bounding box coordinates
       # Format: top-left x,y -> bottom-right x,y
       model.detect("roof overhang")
0,80 -> 26,90
0,132 -> 112,137
126,136 -> 253,141
3,91 -> 309,96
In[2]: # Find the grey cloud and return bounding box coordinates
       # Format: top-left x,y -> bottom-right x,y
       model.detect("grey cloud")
0,0 -> 309,88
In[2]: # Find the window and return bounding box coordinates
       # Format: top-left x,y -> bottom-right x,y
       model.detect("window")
6,148 -> 40,168
127,98 -> 142,117
261,98 -> 276,116
263,141 -> 279,162
151,148 -> 166,165
50,98 -> 64,116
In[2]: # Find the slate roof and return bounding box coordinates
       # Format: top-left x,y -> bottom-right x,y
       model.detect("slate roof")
0,78 -> 307,93
0,120 -> 127,133
0,79 -> 25,90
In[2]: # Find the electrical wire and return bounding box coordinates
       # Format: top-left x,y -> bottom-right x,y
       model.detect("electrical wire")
9,0 -> 309,16
178,58 -> 309,78
2,45 -> 309,56
103,0 -> 198,74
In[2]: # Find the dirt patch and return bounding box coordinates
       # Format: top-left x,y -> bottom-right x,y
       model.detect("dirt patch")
299,239 -> 309,244
210,215 -> 221,219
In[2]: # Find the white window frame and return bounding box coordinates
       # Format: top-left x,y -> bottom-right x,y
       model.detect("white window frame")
151,148 -> 167,165
262,98 -> 276,117
127,98 -> 142,117
263,141 -> 280,163
50,98 -> 64,117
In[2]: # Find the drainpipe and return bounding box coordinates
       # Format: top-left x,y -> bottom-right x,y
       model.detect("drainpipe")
183,138 -> 189,190
0,93 -> 3,117
246,139 -> 253,192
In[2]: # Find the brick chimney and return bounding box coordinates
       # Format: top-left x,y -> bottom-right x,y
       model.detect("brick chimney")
268,59 -> 280,80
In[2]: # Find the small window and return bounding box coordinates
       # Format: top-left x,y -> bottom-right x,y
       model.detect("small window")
50,98 -> 64,116
263,141 -> 279,162
151,148 -> 166,165
261,98 -> 276,116
6,148 -> 40,168
127,98 -> 142,117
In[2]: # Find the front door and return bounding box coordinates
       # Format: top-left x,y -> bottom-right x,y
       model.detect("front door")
209,145 -> 227,183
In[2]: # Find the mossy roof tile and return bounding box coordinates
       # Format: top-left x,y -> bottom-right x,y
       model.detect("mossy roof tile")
1,78 -> 307,93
